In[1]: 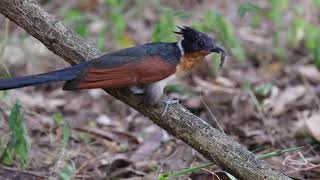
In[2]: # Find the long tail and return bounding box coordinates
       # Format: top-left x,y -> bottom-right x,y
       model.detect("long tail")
0,63 -> 88,90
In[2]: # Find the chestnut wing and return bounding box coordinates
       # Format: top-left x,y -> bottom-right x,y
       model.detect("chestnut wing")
63,55 -> 176,90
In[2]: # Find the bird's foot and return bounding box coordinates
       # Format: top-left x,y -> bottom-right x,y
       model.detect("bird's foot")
161,98 -> 179,116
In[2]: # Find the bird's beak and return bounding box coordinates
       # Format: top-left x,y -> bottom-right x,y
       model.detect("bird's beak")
210,44 -> 226,70
210,44 -> 225,54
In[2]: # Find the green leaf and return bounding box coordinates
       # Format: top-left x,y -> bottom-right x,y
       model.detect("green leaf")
250,15 -> 261,28
64,10 -> 82,22
0,73 -> 12,98
238,2 -> 261,17
171,163 -> 215,177
203,10 -> 245,61
3,73 -> 12,79
111,13 -> 126,45
2,102 -> 30,169
267,0 -> 288,22
225,172 -> 238,180
58,172 -> 71,180
64,10 -> 88,38
1,148 -> 13,166
152,8 -> 176,42
158,174 -> 169,180
258,146 -> 303,159
159,162 -> 215,179
52,113 -> 70,146
313,0 -> 320,6
242,80 -> 252,92
74,23 -> 88,38
254,83 -> 273,96
97,26 -> 107,50
53,112 -> 64,125
314,46 -> 320,69
105,0 -> 124,9
62,122 -> 70,146
274,47 -> 287,59
106,0 -> 126,47
287,19 -> 306,47
58,164 -> 75,180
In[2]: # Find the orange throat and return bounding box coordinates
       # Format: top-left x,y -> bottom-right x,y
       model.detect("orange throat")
176,51 -> 209,76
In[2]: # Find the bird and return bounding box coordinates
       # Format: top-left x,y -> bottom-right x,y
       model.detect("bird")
0,26 -> 225,108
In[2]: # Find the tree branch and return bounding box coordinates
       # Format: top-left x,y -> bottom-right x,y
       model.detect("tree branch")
0,0 -> 290,179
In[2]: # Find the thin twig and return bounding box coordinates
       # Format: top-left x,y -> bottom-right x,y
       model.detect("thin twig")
202,168 -> 222,180
0,165 -> 46,179
285,163 -> 320,174
200,93 -> 225,135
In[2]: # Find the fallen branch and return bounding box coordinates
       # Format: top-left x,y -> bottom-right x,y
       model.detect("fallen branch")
0,165 -> 45,180
0,0 -> 290,179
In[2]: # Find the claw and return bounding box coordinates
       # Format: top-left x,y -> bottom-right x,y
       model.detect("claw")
162,98 -> 179,116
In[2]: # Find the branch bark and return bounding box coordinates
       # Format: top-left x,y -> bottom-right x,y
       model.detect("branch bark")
0,1 -> 290,179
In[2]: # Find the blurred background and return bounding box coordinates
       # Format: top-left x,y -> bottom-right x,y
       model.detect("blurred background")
0,0 -> 320,179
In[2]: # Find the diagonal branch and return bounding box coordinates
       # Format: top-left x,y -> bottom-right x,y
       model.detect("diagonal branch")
0,0 -> 290,179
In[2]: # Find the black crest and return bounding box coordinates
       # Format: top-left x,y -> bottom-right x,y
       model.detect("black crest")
173,26 -> 204,40
173,26 -> 226,70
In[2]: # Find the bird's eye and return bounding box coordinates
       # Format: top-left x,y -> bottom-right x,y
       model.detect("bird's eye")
198,40 -> 204,47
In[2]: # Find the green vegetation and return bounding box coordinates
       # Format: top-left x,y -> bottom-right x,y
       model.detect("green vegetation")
0,1 -> 318,178
254,83 -> 273,97
105,0 -> 127,48
238,1 -> 320,67
52,112 -> 70,146
0,102 -> 30,169
204,10 -> 245,61
57,164 -> 76,180
152,8 -> 176,42
158,146 -> 302,179
158,162 -> 216,180
238,3 -> 261,18
0,73 -> 12,99
64,10 -> 89,38
258,146 -> 303,159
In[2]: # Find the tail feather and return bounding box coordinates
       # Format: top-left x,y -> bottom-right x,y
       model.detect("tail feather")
0,63 -> 88,90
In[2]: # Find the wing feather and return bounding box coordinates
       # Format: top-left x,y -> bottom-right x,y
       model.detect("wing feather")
63,55 -> 176,90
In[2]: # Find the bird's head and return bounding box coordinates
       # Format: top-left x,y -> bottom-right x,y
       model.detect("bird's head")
174,26 -> 226,69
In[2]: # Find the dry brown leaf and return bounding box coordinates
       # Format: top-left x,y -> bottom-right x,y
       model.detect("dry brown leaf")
258,62 -> 283,77
228,69 -> 262,85
213,76 -> 236,88
193,76 -> 235,95
73,126 -> 139,145
12,91 -> 66,110
184,96 -> 202,109
265,86 -> 306,116
78,0 -> 99,11
295,112 -> 320,142
305,114 -> 320,142
293,65 -> 320,84
162,143 -> 194,172
130,126 -> 165,161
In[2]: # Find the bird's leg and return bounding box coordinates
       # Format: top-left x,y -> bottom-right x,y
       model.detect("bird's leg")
142,83 -> 162,107
141,75 -> 177,116
162,97 -> 179,116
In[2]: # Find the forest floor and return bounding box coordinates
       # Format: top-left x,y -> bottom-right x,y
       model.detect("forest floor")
0,0 -> 320,179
